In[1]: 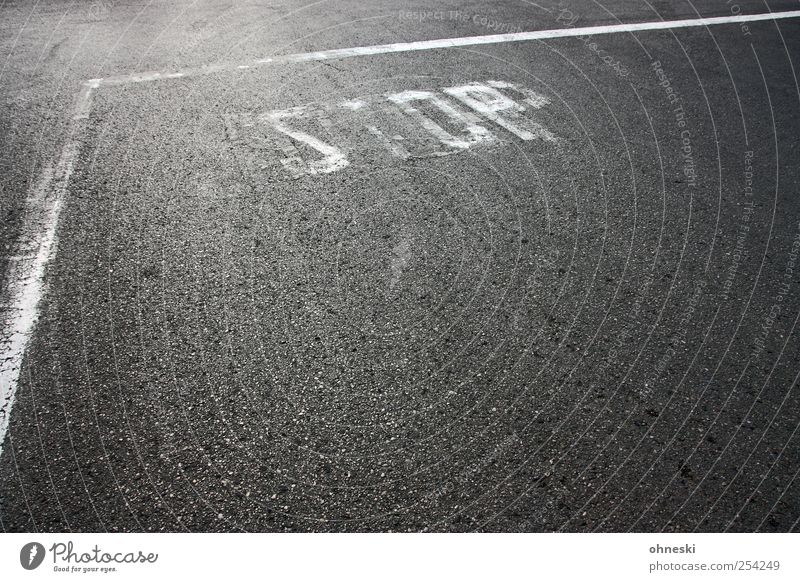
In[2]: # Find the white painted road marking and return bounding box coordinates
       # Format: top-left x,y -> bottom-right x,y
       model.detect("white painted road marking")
0,84 -> 94,455
92,10 -> 800,86
227,81 -> 553,177
387,89 -> 495,150
444,81 -> 555,142
2,9 -> 800,453
265,106 -> 351,177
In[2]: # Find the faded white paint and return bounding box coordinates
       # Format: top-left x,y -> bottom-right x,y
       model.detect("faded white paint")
340,100 -> 367,111
443,81 -> 555,141
366,125 -> 411,160
262,106 -> 349,177
249,81 -> 555,176
388,236 -> 413,294
386,89 -> 495,150
90,10 -> 800,87
0,83 -> 94,454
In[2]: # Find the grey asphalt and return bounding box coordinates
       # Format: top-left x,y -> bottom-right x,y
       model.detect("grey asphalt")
1,0 -> 799,532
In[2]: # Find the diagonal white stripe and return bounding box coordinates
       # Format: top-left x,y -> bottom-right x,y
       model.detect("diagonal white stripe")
95,10 -> 800,86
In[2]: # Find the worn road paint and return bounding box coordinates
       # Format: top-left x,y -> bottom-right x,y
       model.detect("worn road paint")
90,10 -> 800,87
387,89 -> 495,150
227,81 -> 554,177
443,81 -> 555,142
264,106 -> 350,177
0,83 -> 95,455
367,125 -> 411,160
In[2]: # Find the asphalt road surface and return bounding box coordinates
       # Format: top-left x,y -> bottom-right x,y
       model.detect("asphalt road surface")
1,0 -> 799,533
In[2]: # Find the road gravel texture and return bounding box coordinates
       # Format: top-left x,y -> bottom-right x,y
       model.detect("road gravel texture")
0,0 -> 799,532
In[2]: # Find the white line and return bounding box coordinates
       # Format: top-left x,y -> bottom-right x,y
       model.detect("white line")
0,82 -> 94,455
95,10 -> 800,86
